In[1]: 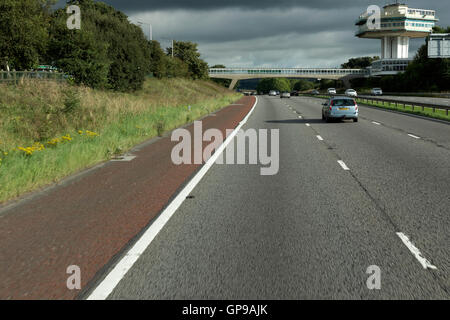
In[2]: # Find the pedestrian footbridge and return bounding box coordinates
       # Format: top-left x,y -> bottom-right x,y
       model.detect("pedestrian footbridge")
209,68 -> 368,89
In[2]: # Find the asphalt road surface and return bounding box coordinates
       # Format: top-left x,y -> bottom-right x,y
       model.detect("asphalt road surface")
101,96 -> 450,299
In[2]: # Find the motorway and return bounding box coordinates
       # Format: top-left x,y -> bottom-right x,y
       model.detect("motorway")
93,95 -> 450,299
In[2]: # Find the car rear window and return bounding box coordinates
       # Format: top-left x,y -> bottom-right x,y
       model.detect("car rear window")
332,99 -> 355,106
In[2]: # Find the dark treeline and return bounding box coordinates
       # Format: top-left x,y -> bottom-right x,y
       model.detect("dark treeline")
256,78 -> 318,93
0,0 -> 209,91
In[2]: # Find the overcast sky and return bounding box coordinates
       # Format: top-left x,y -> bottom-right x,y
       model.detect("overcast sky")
73,0 -> 450,68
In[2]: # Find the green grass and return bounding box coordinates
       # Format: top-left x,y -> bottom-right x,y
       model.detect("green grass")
301,94 -> 450,122
0,79 -> 241,203
355,98 -> 450,122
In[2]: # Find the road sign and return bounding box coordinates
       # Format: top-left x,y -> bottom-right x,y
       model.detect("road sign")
428,34 -> 450,58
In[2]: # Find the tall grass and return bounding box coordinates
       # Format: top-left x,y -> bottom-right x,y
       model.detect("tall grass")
0,79 -> 241,203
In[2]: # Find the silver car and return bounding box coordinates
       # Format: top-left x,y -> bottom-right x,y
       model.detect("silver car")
327,88 -> 337,95
322,97 -> 358,122
268,90 -> 277,96
280,92 -> 291,99
345,89 -> 358,97
371,88 -> 383,96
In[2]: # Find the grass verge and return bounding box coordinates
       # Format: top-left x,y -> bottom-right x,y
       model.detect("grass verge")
0,78 -> 241,204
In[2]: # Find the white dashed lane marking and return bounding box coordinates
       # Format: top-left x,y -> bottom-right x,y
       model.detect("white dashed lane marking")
396,232 -> 437,270
408,134 -> 421,139
316,135 -> 324,141
337,160 -> 350,171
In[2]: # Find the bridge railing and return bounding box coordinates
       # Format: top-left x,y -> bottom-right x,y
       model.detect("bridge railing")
0,71 -> 68,83
209,68 -> 368,76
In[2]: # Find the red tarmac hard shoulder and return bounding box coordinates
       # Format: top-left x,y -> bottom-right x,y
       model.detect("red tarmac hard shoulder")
0,96 -> 255,300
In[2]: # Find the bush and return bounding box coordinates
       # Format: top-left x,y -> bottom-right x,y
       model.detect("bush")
47,0 -> 151,92
256,78 -> 291,93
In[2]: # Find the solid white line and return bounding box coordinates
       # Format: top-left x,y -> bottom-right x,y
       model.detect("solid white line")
111,155 -> 136,162
408,134 -> 421,139
396,232 -> 437,270
372,121 -> 381,125
337,160 -> 350,171
316,135 -> 324,141
87,97 -> 259,300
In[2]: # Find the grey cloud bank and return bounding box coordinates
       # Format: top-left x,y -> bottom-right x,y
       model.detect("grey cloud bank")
72,1 -> 450,67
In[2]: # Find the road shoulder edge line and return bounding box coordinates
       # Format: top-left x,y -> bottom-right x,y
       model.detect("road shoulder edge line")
86,97 -> 259,300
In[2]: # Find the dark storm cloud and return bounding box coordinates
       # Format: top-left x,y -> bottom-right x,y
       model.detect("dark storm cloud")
100,0 -> 362,12
61,0 -> 450,67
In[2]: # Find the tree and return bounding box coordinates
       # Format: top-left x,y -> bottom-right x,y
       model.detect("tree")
47,7 -> 110,89
319,79 -> 336,90
148,40 -> 167,79
433,26 -> 450,33
48,0 -> 151,91
168,41 -> 209,80
341,56 -> 379,69
165,57 -> 190,78
256,78 -> 291,93
0,0 -> 56,70
293,79 -> 314,91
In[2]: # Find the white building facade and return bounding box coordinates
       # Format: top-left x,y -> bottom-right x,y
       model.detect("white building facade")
356,3 -> 438,75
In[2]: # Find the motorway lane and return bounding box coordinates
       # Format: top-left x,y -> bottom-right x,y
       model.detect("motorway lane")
287,96 -> 450,290
303,96 -> 450,150
104,96 -> 449,299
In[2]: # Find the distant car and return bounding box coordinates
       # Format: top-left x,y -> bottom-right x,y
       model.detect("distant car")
371,88 -> 383,96
327,88 -> 337,95
269,90 -> 277,96
311,90 -> 320,95
276,91 -> 280,95
290,91 -> 299,96
345,89 -> 358,97
280,92 -> 291,99
322,97 -> 358,122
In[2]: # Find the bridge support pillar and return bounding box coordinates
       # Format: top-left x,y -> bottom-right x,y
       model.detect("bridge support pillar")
229,78 -> 238,90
